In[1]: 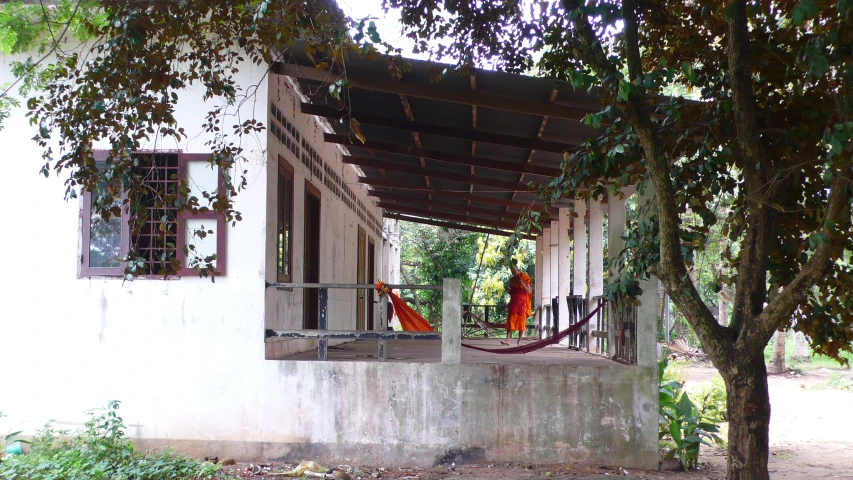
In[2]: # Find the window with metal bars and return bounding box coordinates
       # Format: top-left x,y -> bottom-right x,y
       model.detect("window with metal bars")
80,151 -> 227,278
131,152 -> 180,274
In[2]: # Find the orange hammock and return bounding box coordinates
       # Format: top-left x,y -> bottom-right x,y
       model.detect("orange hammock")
376,281 -> 435,332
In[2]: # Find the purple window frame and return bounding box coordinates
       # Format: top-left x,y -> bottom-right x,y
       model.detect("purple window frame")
176,153 -> 227,277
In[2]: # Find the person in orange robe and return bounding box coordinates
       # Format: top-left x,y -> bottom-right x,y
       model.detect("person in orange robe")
502,259 -> 533,346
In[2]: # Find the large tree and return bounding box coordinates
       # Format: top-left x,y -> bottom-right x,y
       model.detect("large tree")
384,0 -> 853,478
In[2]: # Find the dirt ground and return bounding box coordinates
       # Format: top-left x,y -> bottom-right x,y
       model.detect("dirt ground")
224,363 -> 853,480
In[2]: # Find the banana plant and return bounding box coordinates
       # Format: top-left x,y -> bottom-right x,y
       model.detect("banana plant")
658,361 -> 723,471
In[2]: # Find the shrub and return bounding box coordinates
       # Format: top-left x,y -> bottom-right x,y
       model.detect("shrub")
689,375 -> 728,423
0,401 -> 222,480
658,359 -> 723,471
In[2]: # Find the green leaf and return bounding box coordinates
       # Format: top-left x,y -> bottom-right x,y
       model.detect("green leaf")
792,6 -> 804,26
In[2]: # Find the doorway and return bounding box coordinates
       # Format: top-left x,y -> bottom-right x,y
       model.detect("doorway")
303,181 -> 321,329
356,226 -> 366,330
367,238 -> 376,330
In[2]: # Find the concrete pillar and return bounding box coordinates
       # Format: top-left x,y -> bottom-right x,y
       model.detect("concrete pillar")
441,278 -> 462,364
587,199 -> 604,352
588,200 -> 604,298
558,207 -> 571,341
541,226 -> 551,333
534,235 -> 544,337
572,199 -> 587,297
549,220 -> 559,325
635,185 -> 660,367
607,194 -> 627,359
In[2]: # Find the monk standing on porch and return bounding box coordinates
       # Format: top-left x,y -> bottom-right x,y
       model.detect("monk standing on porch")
502,259 -> 533,346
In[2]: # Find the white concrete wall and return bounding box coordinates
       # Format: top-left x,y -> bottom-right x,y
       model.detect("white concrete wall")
0,49 -> 271,443
263,76 -> 385,341
0,52 -> 387,447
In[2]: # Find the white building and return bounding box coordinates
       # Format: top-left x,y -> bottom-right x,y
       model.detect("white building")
0,44 -> 659,469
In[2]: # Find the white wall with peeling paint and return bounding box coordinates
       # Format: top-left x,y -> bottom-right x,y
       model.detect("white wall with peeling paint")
0,51 -> 390,445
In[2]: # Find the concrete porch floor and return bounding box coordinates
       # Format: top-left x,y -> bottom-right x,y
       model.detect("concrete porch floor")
274,338 -> 623,366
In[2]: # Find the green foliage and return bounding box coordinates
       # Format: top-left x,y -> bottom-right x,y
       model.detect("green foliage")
470,235 -> 535,306
0,401 -> 221,480
1,410 -> 26,453
658,359 -> 723,471
399,222 -> 479,324
688,375 -> 728,424
827,372 -> 853,391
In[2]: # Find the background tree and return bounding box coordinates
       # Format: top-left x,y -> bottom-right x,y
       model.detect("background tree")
385,1 -> 853,479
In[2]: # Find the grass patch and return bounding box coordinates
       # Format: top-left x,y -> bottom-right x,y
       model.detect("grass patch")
0,401 -> 224,480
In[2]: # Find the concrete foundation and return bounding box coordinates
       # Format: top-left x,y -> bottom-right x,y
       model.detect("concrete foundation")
143,361 -> 659,469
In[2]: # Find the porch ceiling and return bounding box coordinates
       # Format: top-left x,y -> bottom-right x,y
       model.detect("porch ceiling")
273,47 -> 603,237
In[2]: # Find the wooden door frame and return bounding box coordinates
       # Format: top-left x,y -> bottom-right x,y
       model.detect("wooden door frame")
367,237 -> 376,330
303,180 -> 321,329
356,226 -> 366,330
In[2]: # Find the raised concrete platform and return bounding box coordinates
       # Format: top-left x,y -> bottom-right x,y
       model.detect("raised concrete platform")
258,338 -> 658,470
269,338 -> 621,366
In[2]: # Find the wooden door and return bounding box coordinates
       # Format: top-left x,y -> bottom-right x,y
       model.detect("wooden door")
303,181 -> 321,329
356,226 -> 366,330
367,239 -> 376,330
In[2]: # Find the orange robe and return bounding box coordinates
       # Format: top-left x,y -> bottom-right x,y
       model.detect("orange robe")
506,272 -> 533,332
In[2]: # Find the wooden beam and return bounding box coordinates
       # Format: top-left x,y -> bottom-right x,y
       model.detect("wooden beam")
272,62 -> 592,121
503,84 -> 561,221
301,103 -> 581,152
342,155 -> 534,191
362,180 -> 553,212
370,191 -> 537,219
384,213 -> 533,239
377,202 -> 524,230
327,134 -> 560,177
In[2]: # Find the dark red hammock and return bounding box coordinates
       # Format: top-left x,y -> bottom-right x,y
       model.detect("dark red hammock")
462,300 -> 606,355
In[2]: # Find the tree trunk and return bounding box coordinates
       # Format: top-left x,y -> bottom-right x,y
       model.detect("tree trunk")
723,353 -> 772,480
768,329 -> 787,374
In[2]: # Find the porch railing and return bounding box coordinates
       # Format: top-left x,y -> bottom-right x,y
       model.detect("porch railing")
264,279 -> 462,363
611,301 -> 638,365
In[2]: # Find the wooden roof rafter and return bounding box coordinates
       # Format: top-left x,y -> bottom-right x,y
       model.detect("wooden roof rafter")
363,181 -> 556,213
369,190 -> 550,220
343,156 -> 535,191
273,61 -> 591,121
500,83 -> 561,223
300,103 -> 581,152
326,134 -> 561,177
384,213 -> 534,240
378,202 -> 524,230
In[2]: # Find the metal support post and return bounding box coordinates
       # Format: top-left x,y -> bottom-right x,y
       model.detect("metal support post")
318,288 -> 328,360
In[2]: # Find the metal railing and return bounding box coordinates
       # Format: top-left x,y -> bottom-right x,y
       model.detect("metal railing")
564,295 -> 588,350
612,301 -> 637,364
590,296 -> 609,356
264,281 -> 459,362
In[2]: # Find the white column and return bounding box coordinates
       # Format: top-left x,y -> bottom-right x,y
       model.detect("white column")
558,207 -> 572,342
588,200 -> 604,298
572,199 -> 587,297
549,220 -> 559,319
588,199 -> 604,353
541,226 -> 551,337
541,227 -> 552,304
636,187 -> 660,367
534,235 -> 544,337
441,278 -> 462,364
607,194 -> 627,359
